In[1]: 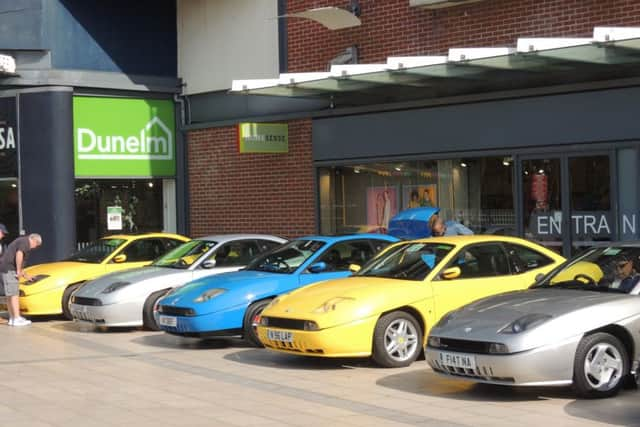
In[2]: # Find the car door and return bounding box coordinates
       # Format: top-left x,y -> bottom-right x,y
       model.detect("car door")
431,243 -> 528,319
297,239 -> 387,286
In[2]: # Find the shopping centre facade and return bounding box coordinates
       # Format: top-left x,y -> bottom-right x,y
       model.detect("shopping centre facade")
3,0 -> 640,262
185,0 -> 640,258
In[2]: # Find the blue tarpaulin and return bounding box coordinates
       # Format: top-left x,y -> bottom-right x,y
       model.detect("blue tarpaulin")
387,207 -> 440,239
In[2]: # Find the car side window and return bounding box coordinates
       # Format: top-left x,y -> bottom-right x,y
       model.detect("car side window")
370,239 -> 393,254
209,240 -> 260,267
162,238 -> 183,252
119,239 -> 165,262
317,240 -> 375,272
506,244 -> 554,273
257,239 -> 282,253
447,244 -> 511,279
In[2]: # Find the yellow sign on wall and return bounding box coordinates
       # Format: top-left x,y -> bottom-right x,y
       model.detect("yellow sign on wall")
237,123 -> 288,153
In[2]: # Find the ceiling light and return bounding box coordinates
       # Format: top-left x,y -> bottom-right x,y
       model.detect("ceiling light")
10,183 -> 16,188
148,182 -> 154,188
538,169 -> 545,174
394,167 -> 402,172
460,162 -> 468,168
354,168 -> 361,174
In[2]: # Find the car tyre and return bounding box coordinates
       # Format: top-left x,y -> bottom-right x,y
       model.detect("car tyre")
61,283 -> 84,320
573,332 -> 628,399
372,311 -> 422,368
143,289 -> 170,331
243,299 -> 272,347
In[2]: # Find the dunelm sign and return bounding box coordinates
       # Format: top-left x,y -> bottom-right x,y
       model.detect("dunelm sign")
73,97 -> 176,177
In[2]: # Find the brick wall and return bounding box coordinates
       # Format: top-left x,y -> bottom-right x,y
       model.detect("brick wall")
287,0 -> 640,72
187,120 -> 316,238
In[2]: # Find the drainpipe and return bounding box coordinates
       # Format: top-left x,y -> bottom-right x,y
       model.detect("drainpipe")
173,93 -> 190,236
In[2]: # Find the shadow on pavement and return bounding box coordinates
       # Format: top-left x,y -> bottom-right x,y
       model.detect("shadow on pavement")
131,333 -> 249,350
50,321 -> 139,334
564,390 -> 640,427
377,369 -> 576,402
224,348 -> 372,370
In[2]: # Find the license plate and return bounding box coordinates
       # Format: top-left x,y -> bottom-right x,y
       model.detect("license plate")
159,315 -> 177,327
438,351 -> 476,370
267,329 -> 293,343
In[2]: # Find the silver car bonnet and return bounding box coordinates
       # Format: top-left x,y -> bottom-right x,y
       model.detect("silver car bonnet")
431,288 -> 639,352
75,266 -> 186,300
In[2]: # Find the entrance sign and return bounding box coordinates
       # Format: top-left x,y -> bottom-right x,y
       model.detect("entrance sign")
73,97 -> 176,177
238,123 -> 288,153
0,96 -> 17,177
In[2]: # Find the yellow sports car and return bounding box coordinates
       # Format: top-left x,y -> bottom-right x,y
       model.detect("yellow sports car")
258,235 -> 565,367
17,233 -> 189,318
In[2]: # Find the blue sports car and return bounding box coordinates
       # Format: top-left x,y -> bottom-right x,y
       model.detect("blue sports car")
155,234 -> 399,345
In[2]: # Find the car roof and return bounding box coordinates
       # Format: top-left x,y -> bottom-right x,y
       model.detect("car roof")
193,234 -> 288,243
102,232 -> 189,241
297,234 -> 399,243
405,235 -> 542,245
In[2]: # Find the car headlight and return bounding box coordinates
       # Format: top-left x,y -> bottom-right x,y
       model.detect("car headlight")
499,313 -> 552,334
488,343 -> 510,354
102,281 -> 131,294
313,297 -> 355,314
427,336 -> 441,348
194,288 -> 226,303
24,274 -> 49,285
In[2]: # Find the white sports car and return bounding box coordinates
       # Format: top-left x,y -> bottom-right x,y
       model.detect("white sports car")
69,234 -> 287,330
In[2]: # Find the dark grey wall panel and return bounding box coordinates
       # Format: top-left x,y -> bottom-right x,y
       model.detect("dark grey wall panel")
0,0 -> 44,49
188,91 -> 329,124
19,90 -> 75,264
313,87 -> 640,162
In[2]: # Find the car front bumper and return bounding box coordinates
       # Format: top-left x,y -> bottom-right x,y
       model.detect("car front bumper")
19,287 -> 65,315
425,336 -> 581,387
155,305 -> 244,337
70,301 -> 144,327
256,316 -> 378,358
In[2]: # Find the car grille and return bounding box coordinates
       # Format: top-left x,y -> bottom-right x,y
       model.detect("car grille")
438,338 -> 493,354
158,305 -> 196,316
430,360 -> 515,384
71,296 -> 103,306
261,316 -> 307,330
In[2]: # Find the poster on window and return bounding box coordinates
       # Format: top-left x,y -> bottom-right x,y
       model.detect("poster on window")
107,206 -> 123,230
366,187 -> 399,233
402,185 -> 437,210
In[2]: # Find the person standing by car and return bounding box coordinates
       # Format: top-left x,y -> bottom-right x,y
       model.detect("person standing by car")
0,233 -> 42,326
428,213 -> 473,237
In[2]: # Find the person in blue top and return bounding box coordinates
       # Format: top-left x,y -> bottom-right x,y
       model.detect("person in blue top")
428,213 -> 473,237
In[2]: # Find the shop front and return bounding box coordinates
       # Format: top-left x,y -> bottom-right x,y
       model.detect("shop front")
0,95 -> 19,238
72,96 -> 177,247
314,86 -> 640,258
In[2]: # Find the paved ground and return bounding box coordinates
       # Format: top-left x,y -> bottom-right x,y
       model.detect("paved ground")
0,316 -> 637,427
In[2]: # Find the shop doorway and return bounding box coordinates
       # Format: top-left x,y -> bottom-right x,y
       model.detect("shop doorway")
0,178 -> 19,240
518,153 -> 614,257
75,179 -> 172,247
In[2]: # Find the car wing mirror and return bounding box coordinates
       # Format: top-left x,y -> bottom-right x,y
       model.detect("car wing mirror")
441,266 -> 461,280
113,254 -> 127,263
534,273 -> 545,283
349,264 -> 361,273
202,259 -> 217,269
309,262 -> 327,273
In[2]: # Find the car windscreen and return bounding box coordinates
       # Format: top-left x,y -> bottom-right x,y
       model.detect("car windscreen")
66,238 -> 127,263
152,240 -> 217,269
245,239 -> 326,274
533,246 -> 640,293
357,242 -> 454,281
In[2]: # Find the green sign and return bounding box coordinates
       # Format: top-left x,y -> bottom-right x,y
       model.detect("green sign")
73,97 -> 176,177
238,123 -> 288,153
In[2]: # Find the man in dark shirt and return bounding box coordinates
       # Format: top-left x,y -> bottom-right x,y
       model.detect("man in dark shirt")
0,233 -> 42,326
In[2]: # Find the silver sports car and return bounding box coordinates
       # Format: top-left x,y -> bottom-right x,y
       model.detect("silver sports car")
69,234 -> 287,330
426,244 -> 640,398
